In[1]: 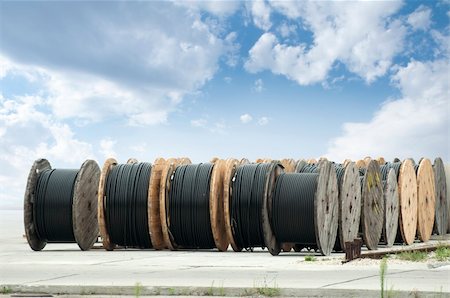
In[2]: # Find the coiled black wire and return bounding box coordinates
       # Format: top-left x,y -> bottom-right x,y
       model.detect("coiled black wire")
34,169 -> 79,242
380,162 -> 401,181
168,163 -> 215,249
105,163 -> 152,248
272,173 -> 318,246
231,163 -> 271,250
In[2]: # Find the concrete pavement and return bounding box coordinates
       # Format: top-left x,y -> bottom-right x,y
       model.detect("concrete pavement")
1,210 -> 449,297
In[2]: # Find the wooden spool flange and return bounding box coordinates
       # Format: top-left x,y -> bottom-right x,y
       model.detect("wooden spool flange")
356,160 -> 366,169
445,163 -> 450,233
98,158 -> 118,251
160,158 -> 192,250
433,157 -> 448,235
314,160 -> 339,256
360,160 -> 384,250
24,159 -> 51,251
398,159 -> 418,245
209,159 -> 230,251
148,157 -> 166,249
337,162 -> 361,250
342,159 -> 352,167
377,157 -> 386,165
223,158 -> 242,252
73,159 -> 101,250
416,158 -> 436,242
262,162 -> 284,256
24,159 -> 100,251
383,169 -> 399,247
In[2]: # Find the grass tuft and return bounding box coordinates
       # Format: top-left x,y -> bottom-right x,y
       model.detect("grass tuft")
396,251 -> 427,262
304,255 -> 317,262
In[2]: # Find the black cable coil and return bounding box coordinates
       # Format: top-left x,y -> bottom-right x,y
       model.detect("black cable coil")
231,163 -> 272,250
105,163 -> 152,248
271,173 -> 318,246
380,162 -> 401,181
34,169 -> 79,242
168,163 -> 215,249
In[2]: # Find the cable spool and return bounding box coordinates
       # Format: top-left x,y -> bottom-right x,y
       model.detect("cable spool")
397,159 -> 418,244
99,159 -> 153,249
148,158 -> 167,250
164,163 -> 216,249
296,160 -> 360,251
223,158 -> 246,252
272,160 -> 338,256
278,159 -> 297,252
24,159 -> 100,251
445,163 -> 450,233
229,162 -> 282,254
381,169 -> 399,247
433,157 -> 448,235
356,160 -> 384,250
209,159 -> 231,251
160,158 -> 192,250
413,158 -> 435,242
377,157 -> 386,166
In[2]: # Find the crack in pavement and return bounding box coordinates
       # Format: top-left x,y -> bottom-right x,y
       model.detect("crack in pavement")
320,269 -> 418,288
23,273 -> 78,285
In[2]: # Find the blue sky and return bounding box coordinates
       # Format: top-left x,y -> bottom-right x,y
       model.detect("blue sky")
0,1 -> 449,209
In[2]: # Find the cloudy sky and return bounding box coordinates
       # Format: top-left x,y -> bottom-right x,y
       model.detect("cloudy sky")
1,1 -> 449,209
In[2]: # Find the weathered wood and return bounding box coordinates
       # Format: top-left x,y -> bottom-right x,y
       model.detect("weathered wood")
445,163 -> 450,233
24,159 -> 51,251
416,158 -> 436,242
377,157 -> 386,165
360,160 -> 384,250
338,162 -> 361,250
148,158 -> 166,249
126,158 -> 138,164
307,158 -> 317,164
433,157 -> 448,235
314,160 -> 339,256
356,160 -> 366,169
98,158 -> 118,251
73,159 -> 100,251
360,240 -> 450,259
342,159 -> 352,167
398,159 -> 418,245
263,162 -> 283,256
209,159 -> 229,251
223,158 -> 241,252
383,169 -> 399,247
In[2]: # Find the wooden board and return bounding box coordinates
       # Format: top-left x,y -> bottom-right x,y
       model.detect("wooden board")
262,162 -> 283,256
314,160 -> 339,256
433,157 -> 448,235
148,158 -> 166,249
209,159 -> 229,251
97,158 -> 117,251
377,157 -> 386,165
126,158 -> 138,164
342,159 -> 352,167
356,160 -> 366,169
364,157 -> 372,166
398,159 -> 418,245
24,159 -> 51,251
360,160 -> 384,250
307,158 -> 317,164
383,169 -> 399,247
445,163 -> 450,233
223,158 -> 241,252
416,159 -> 435,242
73,160 -> 101,251
338,162 -> 361,250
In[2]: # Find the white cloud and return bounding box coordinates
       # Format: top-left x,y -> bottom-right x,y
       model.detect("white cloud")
278,22 -> 297,38
246,1 -> 406,85
1,2 -> 234,126
240,113 -> 253,124
407,5 -> 432,31
0,93 -> 94,209
250,0 -> 272,31
258,117 -> 269,126
191,118 -> 208,127
253,78 -> 264,92
326,58 -> 449,162
99,138 -> 117,158
175,1 -> 241,17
